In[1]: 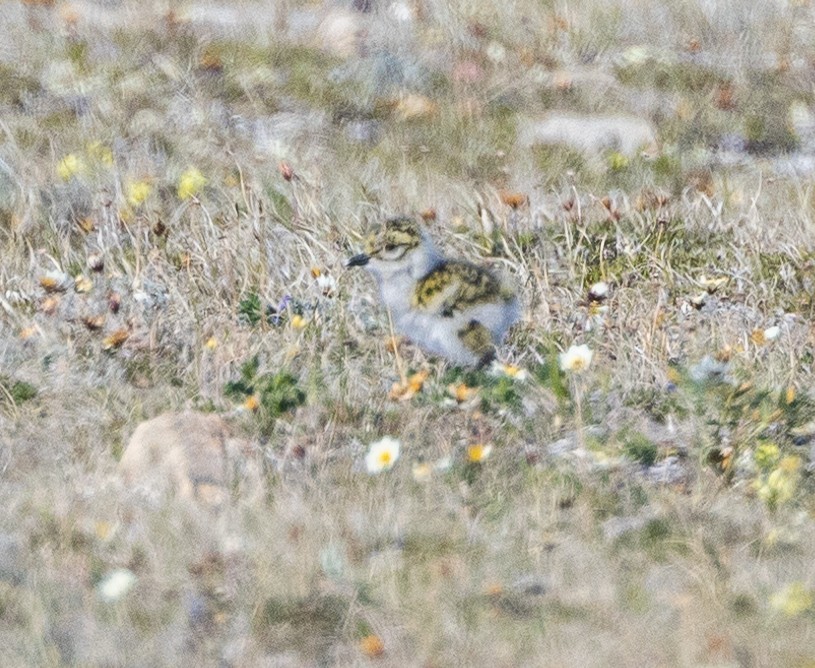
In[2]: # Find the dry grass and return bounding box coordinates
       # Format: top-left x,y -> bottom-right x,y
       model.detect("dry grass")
2,0 -> 815,665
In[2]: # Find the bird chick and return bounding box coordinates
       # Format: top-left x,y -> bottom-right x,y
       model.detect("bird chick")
347,216 -> 519,367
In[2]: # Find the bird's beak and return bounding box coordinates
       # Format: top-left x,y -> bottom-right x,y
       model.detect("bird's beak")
346,253 -> 370,268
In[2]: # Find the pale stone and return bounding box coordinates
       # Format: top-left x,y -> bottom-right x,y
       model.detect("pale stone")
119,411 -> 258,506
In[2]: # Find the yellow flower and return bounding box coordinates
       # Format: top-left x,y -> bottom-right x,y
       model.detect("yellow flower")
607,151 -> 629,171
491,361 -> 528,380
74,275 -> 93,293
750,326 -> 779,346
412,461 -> 432,482
359,634 -> 385,657
290,314 -> 307,329
754,442 -> 780,470
177,167 -> 207,200
757,466 -> 798,507
389,370 -> 429,401
57,153 -> 85,180
204,336 -> 218,350
559,344 -> 593,373
365,436 -> 400,473
448,382 -> 479,404
467,443 -> 493,463
244,395 -> 259,412
94,521 -> 114,540
126,180 -> 153,207
770,582 -> 813,617
780,455 -> 802,473
86,141 -> 114,166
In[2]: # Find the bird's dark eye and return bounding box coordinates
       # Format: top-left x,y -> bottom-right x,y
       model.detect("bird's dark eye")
384,244 -> 396,251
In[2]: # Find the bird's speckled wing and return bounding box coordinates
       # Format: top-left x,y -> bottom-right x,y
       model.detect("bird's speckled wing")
411,261 -> 511,316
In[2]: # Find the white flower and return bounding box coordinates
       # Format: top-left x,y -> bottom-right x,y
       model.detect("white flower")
588,281 -> 609,300
365,436 -> 401,473
559,344 -> 593,373
486,41 -> 507,64
316,273 -> 337,297
433,456 -> 452,472
412,461 -> 432,483
489,360 -> 528,381
97,568 -> 137,602
764,326 -> 781,341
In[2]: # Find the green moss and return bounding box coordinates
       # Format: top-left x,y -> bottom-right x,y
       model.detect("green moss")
615,59 -> 725,93
532,145 -> 587,181
265,187 -> 293,226
402,532 -> 464,561
622,433 -> 659,467
0,65 -> 41,105
65,39 -> 90,73
624,387 -> 688,423
0,376 -> 37,405
237,292 -> 263,326
225,357 -> 306,436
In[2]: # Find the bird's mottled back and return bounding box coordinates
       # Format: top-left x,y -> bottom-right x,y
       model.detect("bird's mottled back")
347,215 -> 519,367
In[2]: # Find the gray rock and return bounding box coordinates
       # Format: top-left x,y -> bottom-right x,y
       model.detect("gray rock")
0,533 -> 24,584
518,113 -> 658,159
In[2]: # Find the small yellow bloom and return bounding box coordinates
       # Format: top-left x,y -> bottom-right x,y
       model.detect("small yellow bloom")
244,395 -> 259,412
754,442 -> 780,470
504,364 -> 527,380
102,329 -> 129,350
74,274 -> 93,293
607,151 -> 629,170
467,443 -> 493,463
770,582 -> 813,617
126,180 -> 153,207
177,167 -> 207,200
365,436 -> 400,473
559,344 -> 593,373
779,455 -> 802,473
204,336 -> 218,350
485,582 -> 504,596
389,370 -> 429,401
86,141 -> 114,166
57,153 -> 85,180
359,634 -> 385,657
290,314 -> 307,329
412,461 -> 432,483
94,521 -> 114,540
448,382 -> 479,404
757,467 -> 798,507
19,326 -> 38,341
40,271 -> 71,293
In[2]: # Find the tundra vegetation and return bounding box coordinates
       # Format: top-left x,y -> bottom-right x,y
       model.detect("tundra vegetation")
2,0 -> 815,665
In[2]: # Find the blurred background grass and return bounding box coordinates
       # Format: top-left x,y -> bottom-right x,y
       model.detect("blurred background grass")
3,0 -> 815,665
